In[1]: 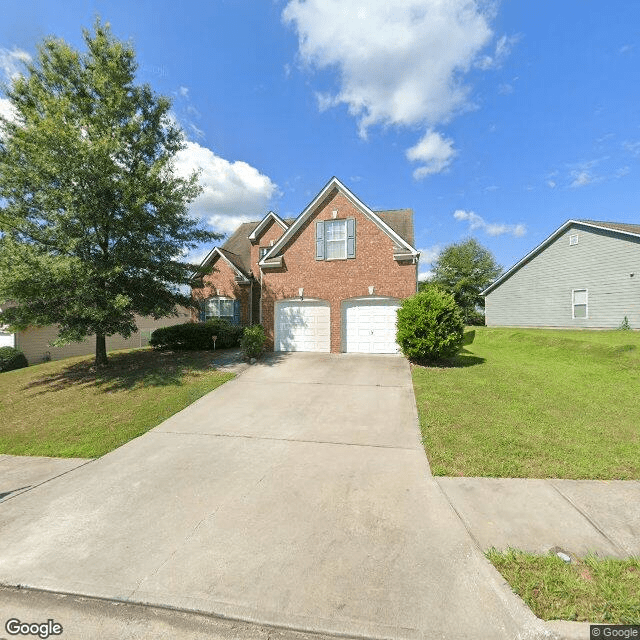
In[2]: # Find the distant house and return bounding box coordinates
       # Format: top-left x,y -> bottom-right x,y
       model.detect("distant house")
483,220 -> 640,329
192,177 -> 419,353
0,303 -> 192,364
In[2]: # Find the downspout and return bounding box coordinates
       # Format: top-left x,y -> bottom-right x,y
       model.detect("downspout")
259,267 -> 263,325
249,278 -> 253,325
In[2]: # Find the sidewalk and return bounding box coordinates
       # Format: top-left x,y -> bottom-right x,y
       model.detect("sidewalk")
437,477 -> 640,558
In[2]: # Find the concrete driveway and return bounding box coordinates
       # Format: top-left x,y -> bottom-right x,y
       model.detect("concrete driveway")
0,353 -> 547,639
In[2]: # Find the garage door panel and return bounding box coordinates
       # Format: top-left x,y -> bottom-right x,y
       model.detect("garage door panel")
275,301 -> 330,352
343,299 -> 400,354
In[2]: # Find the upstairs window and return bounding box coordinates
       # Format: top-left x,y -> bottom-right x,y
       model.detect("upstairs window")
315,218 -> 356,261
569,234 -> 579,246
572,289 -> 588,319
326,220 -> 347,259
259,247 -> 270,260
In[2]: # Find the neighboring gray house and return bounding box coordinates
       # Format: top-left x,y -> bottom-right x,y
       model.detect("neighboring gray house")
483,220 -> 640,329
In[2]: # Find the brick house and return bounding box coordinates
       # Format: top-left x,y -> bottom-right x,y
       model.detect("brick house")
191,177 -> 419,353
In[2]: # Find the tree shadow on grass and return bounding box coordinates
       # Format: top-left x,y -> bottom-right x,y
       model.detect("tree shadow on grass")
23,348 -> 234,395
411,347 -> 486,369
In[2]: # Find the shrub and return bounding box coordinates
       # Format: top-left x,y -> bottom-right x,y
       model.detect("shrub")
0,346 -> 29,372
396,289 -> 464,361
618,316 -> 632,331
466,309 -> 486,326
241,325 -> 266,359
204,318 -> 243,348
150,320 -> 243,351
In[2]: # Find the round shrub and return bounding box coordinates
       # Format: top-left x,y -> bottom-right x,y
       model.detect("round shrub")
204,319 -> 243,348
0,346 -> 29,372
396,289 -> 464,361
241,325 -> 266,359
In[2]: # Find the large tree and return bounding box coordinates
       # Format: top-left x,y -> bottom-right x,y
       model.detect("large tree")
423,238 -> 502,323
0,20 -> 219,365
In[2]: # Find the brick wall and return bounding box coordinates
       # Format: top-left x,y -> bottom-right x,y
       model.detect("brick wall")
261,191 -> 417,352
192,256 -> 252,325
250,219 -> 287,278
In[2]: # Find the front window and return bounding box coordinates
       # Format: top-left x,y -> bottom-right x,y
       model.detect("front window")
572,289 -> 588,319
325,220 -> 347,260
205,297 -> 234,321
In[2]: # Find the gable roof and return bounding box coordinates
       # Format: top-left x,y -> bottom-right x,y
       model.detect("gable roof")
482,219 -> 640,295
248,211 -> 289,241
259,177 -> 418,265
376,209 -> 415,248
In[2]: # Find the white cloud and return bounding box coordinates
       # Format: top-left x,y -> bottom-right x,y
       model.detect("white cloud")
547,180 -> 556,188
453,209 -> 526,237
406,130 -> 456,179
283,0 -> 502,177
570,170 -> 593,188
283,0 -> 493,135
476,34 -> 520,70
178,86 -> 189,97
173,141 -> 279,232
0,47 -> 31,81
417,245 -> 441,281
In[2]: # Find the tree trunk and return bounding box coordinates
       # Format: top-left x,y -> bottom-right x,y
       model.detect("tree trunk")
95,333 -> 108,367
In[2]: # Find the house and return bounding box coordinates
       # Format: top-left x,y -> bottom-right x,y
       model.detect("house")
483,220 -> 640,329
0,303 -> 192,364
192,177 -> 419,353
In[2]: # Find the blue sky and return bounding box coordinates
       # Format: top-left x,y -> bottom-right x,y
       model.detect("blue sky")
1,0 -> 638,278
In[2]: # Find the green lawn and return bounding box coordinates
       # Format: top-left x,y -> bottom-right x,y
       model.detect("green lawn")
487,549 -> 640,623
0,349 -> 234,458
412,328 -> 640,479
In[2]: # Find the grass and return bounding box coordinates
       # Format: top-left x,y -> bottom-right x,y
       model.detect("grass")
411,327 -> 640,479
0,348 -> 234,458
487,549 -> 640,623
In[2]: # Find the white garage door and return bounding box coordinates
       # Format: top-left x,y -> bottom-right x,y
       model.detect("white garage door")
343,298 -> 401,354
275,300 -> 330,352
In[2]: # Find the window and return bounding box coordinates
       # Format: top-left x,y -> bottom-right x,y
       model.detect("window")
259,247 -> 270,260
315,218 -> 356,260
325,220 -> 347,259
572,289 -> 588,318
205,297 -> 235,321
569,234 -> 579,246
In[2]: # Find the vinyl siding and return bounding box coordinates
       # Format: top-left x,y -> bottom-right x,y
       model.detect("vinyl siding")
14,308 -> 192,365
486,225 -> 640,329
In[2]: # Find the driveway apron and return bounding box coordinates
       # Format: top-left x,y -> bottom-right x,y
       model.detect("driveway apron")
0,353 -> 546,639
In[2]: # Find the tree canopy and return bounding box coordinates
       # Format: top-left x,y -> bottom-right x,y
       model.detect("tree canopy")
0,20 -> 220,365
422,238 -> 502,323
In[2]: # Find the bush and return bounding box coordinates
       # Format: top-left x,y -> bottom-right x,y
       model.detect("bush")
241,325 -> 266,359
149,319 -> 243,351
0,346 -> 29,372
618,316 -> 632,331
466,309 -> 486,326
396,289 -> 464,361
204,318 -> 243,348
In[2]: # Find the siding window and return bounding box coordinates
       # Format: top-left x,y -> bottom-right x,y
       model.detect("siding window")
569,234 -> 579,246
572,289 -> 588,319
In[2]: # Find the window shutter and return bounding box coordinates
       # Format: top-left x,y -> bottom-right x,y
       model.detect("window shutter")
199,300 -> 206,323
233,299 -> 241,325
346,218 -> 356,258
315,221 -> 325,260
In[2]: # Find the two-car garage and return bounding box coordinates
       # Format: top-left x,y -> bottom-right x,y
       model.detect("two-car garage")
274,297 -> 401,354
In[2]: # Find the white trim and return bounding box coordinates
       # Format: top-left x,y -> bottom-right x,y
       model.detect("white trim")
248,211 -> 289,241
483,220 -> 640,295
572,288 -> 588,319
193,247 -> 249,282
569,233 -> 579,246
259,177 -> 417,266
